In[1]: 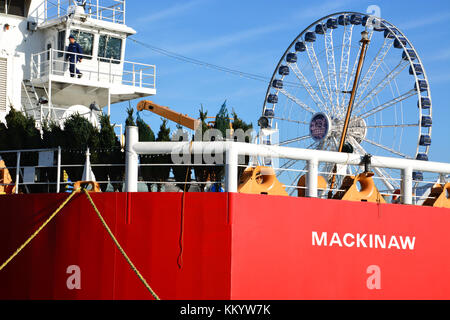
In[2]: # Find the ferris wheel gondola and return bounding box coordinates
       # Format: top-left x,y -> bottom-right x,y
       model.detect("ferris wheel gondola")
259,12 -> 432,195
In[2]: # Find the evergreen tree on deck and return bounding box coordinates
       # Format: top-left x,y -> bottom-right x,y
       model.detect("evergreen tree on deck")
125,106 -> 136,128
41,121 -> 65,193
214,100 -> 230,139
61,113 -> 100,183
231,109 -> 253,179
153,119 -> 172,191
0,108 -> 42,193
172,124 -> 192,191
193,105 -> 210,190
210,101 -> 230,187
137,112 -> 156,191
96,115 -> 124,192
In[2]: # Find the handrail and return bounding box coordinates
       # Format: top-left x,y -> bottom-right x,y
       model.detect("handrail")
35,0 -> 126,25
2,143 -> 449,201
124,126 -> 450,205
30,48 -> 156,89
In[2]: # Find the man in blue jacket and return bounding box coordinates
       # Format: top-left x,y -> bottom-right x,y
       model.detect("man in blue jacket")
65,35 -> 83,78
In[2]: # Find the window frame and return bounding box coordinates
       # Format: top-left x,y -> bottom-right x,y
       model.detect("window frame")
98,34 -> 123,64
57,30 -> 66,58
70,29 -> 95,60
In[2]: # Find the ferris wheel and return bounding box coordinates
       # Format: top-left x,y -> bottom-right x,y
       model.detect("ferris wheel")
259,12 -> 432,195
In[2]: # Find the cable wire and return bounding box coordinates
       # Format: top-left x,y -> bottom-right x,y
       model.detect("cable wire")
128,37 -> 310,90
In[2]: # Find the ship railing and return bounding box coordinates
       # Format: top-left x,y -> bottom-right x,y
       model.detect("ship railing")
125,126 -> 450,205
0,148 -> 125,194
0,147 -> 227,194
1,143 -> 449,205
33,0 -> 126,25
236,163 -> 447,204
30,49 -> 156,89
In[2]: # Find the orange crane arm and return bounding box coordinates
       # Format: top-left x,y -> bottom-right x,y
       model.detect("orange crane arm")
137,100 -> 201,131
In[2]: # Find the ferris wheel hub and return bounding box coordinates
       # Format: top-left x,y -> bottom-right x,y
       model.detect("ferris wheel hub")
309,112 -> 367,145
328,116 -> 367,144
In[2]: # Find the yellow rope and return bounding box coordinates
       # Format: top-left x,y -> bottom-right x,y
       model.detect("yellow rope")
83,189 -> 160,300
0,188 -> 81,272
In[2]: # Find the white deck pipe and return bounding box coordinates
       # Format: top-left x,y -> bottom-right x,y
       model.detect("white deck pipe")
127,129 -> 450,196
225,142 -> 239,193
125,126 -> 139,192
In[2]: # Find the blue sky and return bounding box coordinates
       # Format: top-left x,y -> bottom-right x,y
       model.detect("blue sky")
111,0 -> 450,163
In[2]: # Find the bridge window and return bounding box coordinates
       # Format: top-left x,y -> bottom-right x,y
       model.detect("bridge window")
71,30 -> 94,60
57,30 -> 66,57
98,35 -> 122,64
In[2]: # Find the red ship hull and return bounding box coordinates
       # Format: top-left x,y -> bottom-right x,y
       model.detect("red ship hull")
0,192 -> 449,300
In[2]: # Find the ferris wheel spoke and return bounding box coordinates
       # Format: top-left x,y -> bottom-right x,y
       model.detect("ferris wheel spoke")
277,140 -> 319,177
364,123 -> 418,129
305,42 -> 331,112
278,135 -> 311,146
337,24 -> 354,115
358,89 -> 416,119
373,167 -> 399,191
307,140 -> 321,150
353,60 -> 409,113
278,159 -> 297,172
276,159 -> 297,178
289,63 -> 326,112
273,117 -> 309,125
355,37 -> 395,105
341,29 -> 374,115
278,89 -> 315,114
324,29 -> 338,114
341,48 -> 361,112
361,137 -> 411,159
349,137 -> 398,191
289,171 -> 306,196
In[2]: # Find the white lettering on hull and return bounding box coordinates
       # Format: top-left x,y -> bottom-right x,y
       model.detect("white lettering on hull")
312,232 -> 416,251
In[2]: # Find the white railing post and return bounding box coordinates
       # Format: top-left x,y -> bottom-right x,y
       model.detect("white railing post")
402,166 -> 413,205
107,88 -> 111,116
307,158 -> 319,198
109,58 -> 112,83
140,69 -> 143,88
225,143 -> 238,193
125,126 -> 139,192
56,147 -> 61,193
15,152 -> 21,195
97,58 -> 100,81
132,64 -> 135,86
38,54 -> 41,78
96,0 -> 99,20
84,148 -> 91,181
49,49 -> 53,76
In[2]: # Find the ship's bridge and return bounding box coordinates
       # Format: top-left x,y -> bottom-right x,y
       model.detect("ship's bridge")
0,0 -> 156,124
30,47 -> 156,111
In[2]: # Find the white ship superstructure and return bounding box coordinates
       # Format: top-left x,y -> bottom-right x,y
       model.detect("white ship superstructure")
0,0 -> 156,127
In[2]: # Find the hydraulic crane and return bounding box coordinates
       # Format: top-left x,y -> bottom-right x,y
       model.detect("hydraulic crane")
137,100 -> 201,131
